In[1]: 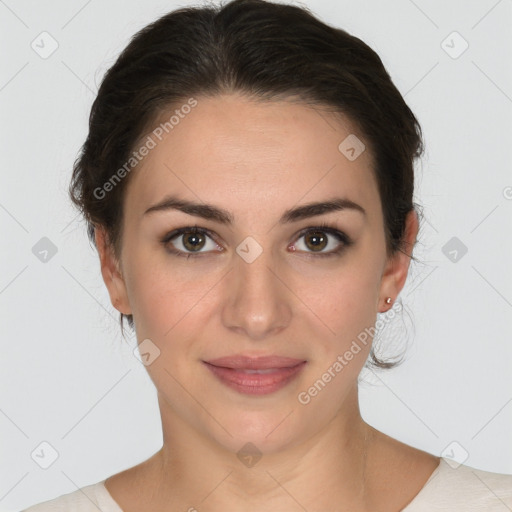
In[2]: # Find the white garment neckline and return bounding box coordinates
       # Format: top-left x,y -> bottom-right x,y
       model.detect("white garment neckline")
98,457 -> 446,512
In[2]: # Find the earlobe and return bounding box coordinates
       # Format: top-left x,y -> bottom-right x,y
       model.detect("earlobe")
378,210 -> 419,313
94,225 -> 132,315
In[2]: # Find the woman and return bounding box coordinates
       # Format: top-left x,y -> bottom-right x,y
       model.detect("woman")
23,0 -> 512,510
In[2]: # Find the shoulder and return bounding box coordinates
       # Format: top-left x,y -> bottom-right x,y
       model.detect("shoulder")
404,457 -> 512,511
21,480 -> 123,512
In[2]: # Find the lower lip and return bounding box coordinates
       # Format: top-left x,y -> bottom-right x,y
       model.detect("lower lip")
203,361 -> 307,395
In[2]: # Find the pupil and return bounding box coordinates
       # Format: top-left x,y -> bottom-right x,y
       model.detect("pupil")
307,231 -> 327,251
184,233 -> 204,251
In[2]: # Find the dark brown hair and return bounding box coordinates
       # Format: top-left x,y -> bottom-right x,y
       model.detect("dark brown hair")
69,0 -> 424,370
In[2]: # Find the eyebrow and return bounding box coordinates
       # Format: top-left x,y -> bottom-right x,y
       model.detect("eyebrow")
143,195 -> 366,224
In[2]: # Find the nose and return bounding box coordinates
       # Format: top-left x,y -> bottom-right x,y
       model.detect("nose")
221,242 -> 292,341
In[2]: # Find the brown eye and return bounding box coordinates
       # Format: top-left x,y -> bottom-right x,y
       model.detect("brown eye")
304,231 -> 328,252
292,226 -> 351,257
163,227 -> 221,256
182,231 -> 206,252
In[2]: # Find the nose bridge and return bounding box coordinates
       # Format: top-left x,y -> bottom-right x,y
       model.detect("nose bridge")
221,237 -> 292,339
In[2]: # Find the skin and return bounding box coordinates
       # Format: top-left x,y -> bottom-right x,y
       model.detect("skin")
95,93 -> 440,511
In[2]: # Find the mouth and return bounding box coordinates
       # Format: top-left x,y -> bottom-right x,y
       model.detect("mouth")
202,355 -> 307,395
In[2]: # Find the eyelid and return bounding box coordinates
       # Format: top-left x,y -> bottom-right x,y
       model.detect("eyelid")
161,226 -> 222,256
290,223 -> 352,257
161,223 -> 352,257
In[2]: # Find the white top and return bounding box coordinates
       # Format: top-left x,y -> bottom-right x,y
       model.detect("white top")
22,457 -> 512,511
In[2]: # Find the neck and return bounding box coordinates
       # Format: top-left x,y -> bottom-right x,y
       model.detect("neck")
148,385 -> 377,511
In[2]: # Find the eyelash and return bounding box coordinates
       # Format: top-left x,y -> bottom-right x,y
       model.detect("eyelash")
160,222 -> 353,259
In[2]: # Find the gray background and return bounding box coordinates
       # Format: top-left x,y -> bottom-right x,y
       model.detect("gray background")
1,0 -> 511,510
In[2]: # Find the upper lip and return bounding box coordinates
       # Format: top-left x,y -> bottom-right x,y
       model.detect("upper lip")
204,355 -> 306,370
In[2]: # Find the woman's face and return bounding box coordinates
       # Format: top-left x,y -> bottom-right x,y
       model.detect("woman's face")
98,93 -> 415,455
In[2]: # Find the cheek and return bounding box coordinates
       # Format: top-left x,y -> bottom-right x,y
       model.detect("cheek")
289,255 -> 383,374
300,280 -> 376,372
124,250 -> 221,339
294,252 -> 381,327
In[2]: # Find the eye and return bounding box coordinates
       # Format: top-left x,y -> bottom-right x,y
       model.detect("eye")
290,224 -> 352,257
162,226 -> 222,257
161,223 -> 353,259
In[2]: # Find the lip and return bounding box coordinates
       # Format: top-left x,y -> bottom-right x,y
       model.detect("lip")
204,355 -> 306,370
202,355 -> 307,395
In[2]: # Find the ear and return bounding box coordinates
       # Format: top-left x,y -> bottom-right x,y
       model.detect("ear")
377,209 -> 419,312
94,225 -> 132,315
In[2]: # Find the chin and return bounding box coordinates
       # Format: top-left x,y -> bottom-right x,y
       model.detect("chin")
202,405 -> 306,457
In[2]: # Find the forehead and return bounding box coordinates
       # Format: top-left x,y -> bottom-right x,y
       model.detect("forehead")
124,93 -> 379,222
